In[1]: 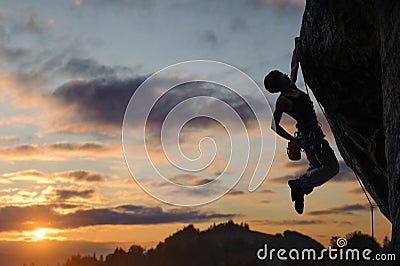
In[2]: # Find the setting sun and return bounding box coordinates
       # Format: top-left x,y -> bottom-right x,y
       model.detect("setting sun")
33,228 -> 47,239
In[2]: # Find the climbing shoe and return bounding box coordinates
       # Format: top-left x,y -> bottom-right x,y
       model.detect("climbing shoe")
288,179 -> 305,214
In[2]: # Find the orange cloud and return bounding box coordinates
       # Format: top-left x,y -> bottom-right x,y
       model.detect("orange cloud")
4,169 -> 107,184
0,141 -> 120,161
307,203 -> 369,216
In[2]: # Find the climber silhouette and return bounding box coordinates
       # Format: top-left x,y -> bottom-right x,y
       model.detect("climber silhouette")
264,39 -> 339,214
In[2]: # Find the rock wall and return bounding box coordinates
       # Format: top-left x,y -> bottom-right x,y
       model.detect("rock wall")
298,0 -> 400,252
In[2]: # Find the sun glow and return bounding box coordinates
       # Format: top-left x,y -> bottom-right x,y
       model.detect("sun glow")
33,228 -> 47,239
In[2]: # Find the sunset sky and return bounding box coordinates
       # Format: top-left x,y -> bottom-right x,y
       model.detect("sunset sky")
0,0 -> 391,264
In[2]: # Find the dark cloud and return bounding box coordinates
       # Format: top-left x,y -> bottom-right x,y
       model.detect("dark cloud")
48,142 -> 107,152
267,175 -> 295,184
257,189 -> 276,194
62,57 -> 132,78
169,174 -> 215,186
0,204 -> 235,232
253,218 -> 355,227
56,170 -> 106,183
227,190 -> 245,196
0,144 -> 41,159
194,178 -> 215,185
65,205 -> 234,228
5,169 -> 107,184
346,187 -> 365,195
252,219 -> 324,226
53,77 -> 265,133
49,203 -> 80,209
52,77 -> 145,127
53,188 -> 96,200
338,221 -> 355,226
146,82 -> 263,130
308,204 -> 369,216
0,142 -> 117,160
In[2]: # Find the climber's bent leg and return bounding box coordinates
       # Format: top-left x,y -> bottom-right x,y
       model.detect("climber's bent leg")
305,148 -> 321,171
298,139 -> 339,194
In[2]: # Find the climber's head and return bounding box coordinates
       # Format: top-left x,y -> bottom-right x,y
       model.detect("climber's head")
264,70 -> 290,93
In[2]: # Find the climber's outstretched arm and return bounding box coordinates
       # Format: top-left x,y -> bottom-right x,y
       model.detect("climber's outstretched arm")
290,47 -> 299,86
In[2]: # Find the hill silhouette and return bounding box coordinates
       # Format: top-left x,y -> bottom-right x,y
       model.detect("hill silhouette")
62,221 -> 326,266
59,221 -> 393,266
